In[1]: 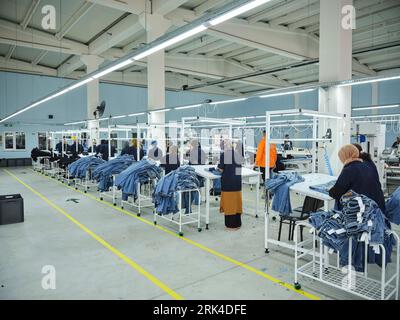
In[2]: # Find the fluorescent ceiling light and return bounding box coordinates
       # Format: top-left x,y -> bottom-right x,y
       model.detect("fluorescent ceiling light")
128,112 -> 145,117
111,115 -> 127,119
352,104 -> 400,111
211,98 -> 247,105
208,0 -> 272,26
260,88 -> 314,98
64,121 -> 86,126
150,109 -> 171,114
352,113 -> 400,119
93,59 -> 134,79
338,75 -> 400,87
133,25 -> 207,61
354,119 -> 399,123
175,104 -> 202,110
68,77 -> 94,90
302,112 -> 342,119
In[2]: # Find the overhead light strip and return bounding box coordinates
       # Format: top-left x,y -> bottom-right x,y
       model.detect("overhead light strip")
338,74 -> 400,87
352,104 -> 400,111
259,88 -> 315,98
2,0 -> 272,124
352,113 -> 400,119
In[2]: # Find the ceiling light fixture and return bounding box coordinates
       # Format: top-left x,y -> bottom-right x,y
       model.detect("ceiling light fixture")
0,0 -> 275,124
352,104 -> 400,111
208,0 -> 272,26
338,74 -> 400,87
175,104 -> 202,110
259,88 -> 315,98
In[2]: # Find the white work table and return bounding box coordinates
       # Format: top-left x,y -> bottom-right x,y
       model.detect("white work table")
192,165 -> 261,229
265,172 -> 337,252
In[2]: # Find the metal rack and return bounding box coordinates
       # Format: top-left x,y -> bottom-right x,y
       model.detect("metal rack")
99,174 -> 119,206
294,221 -> 400,300
121,178 -> 156,216
74,169 -> 98,193
154,189 -> 202,236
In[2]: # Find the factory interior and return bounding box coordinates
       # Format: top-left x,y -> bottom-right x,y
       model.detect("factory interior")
1,0 -> 400,303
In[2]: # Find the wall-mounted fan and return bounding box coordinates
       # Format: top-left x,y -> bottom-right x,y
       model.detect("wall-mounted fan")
94,100 -> 106,119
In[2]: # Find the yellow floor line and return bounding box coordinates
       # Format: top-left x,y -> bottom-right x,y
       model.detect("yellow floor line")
4,169 -> 183,300
33,169 -> 320,300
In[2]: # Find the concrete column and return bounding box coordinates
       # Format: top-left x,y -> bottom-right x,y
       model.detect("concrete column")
318,0 -> 353,174
371,83 -> 379,115
140,12 -> 171,153
81,55 -> 104,147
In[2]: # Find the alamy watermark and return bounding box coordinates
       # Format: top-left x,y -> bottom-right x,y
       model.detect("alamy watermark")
41,265 -> 56,290
342,5 -> 356,30
41,5 -> 56,30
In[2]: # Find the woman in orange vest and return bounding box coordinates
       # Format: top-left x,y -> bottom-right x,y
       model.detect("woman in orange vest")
255,130 -> 277,184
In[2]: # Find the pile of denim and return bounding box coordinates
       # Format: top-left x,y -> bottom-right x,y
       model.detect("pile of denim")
115,159 -> 162,201
67,156 -> 105,179
385,186 -> 400,225
265,172 -> 304,216
309,191 -> 395,271
153,166 -> 201,215
309,180 -> 337,195
92,155 -> 135,192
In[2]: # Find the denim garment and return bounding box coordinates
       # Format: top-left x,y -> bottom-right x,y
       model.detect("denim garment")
93,155 -> 136,191
153,166 -> 202,215
68,156 -> 105,178
309,180 -> 337,195
385,186 -> 400,224
115,159 -> 162,201
265,172 -> 304,216
308,191 -> 393,271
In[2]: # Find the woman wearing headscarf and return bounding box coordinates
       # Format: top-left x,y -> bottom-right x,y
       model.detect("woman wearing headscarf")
328,144 -> 385,212
218,139 -> 244,230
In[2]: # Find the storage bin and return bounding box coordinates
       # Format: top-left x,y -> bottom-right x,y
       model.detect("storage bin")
0,194 -> 24,225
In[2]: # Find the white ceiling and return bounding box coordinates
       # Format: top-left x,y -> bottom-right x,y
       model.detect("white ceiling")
0,0 -> 399,96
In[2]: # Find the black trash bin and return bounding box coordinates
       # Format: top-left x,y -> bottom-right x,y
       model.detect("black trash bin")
0,194 -> 24,225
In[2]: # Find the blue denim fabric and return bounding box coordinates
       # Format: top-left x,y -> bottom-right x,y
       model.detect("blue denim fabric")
308,191 -> 393,272
92,155 -> 136,191
153,166 -> 201,215
115,159 -> 162,201
265,172 -> 304,216
68,156 -> 105,178
309,180 -> 337,195
309,210 -> 342,229
385,186 -> 400,225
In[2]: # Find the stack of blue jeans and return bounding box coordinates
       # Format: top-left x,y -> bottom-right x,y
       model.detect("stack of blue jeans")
115,159 -> 162,201
92,155 -> 135,191
265,172 -> 304,216
386,186 -> 400,225
153,166 -> 201,215
68,156 -> 105,178
308,190 -> 393,272
309,180 -> 337,195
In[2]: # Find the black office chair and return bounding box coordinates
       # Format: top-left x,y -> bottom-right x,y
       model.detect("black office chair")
278,196 -> 324,242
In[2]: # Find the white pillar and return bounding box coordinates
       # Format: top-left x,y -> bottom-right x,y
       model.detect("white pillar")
371,83 -> 379,115
140,13 -> 171,154
318,0 -> 353,175
81,55 -> 104,147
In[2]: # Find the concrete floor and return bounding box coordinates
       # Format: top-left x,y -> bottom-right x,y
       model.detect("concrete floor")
0,167 -> 397,300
